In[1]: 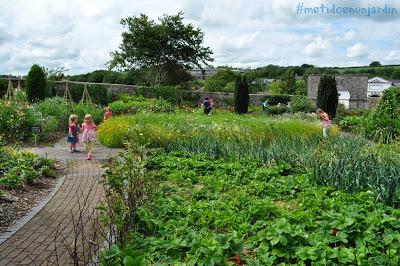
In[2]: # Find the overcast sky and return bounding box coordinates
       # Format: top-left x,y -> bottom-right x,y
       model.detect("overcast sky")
1,0 -> 400,75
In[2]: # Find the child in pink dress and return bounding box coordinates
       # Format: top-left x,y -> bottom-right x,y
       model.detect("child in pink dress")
81,114 -> 97,160
316,109 -> 331,138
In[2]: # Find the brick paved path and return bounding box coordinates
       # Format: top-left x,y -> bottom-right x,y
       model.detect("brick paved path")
0,141 -> 123,265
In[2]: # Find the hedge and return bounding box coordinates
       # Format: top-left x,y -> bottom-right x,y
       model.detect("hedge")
262,94 -> 292,105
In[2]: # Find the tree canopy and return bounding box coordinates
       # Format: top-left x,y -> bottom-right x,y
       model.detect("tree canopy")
109,12 -> 213,85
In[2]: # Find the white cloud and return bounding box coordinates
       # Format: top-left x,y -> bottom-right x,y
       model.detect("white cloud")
0,0 -> 399,75
304,37 -> 332,57
335,30 -> 355,42
346,43 -> 369,58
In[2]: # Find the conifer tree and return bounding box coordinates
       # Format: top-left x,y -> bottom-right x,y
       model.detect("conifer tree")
317,75 -> 338,118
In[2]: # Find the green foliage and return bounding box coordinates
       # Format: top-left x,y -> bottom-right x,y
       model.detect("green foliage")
0,100 -> 40,141
262,94 -> 291,105
294,80 -> 307,95
0,146 -> 56,189
391,69 -> 400,79
34,97 -> 103,140
99,144 -> 156,248
369,61 -> 382,67
25,64 -> 48,102
204,69 -> 239,92
109,96 -> 174,115
267,80 -> 283,95
101,151 -> 400,265
48,82 -> 109,105
98,112 -> 322,148
363,88 -> 400,143
109,12 -> 213,85
87,70 -> 109,83
268,104 -> 288,115
102,71 -> 125,84
0,79 -> 7,96
317,75 -> 338,118
290,95 -> 316,113
281,68 -> 296,94
234,75 -> 249,114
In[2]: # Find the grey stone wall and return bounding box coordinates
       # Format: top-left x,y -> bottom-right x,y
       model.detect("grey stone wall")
308,74 -> 369,109
48,81 -> 268,107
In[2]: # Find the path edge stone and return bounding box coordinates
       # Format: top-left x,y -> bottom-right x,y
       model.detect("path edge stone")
0,173 -> 66,244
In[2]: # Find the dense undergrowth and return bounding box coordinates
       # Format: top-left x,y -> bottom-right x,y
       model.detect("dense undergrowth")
98,112 -> 328,148
100,151 -> 400,265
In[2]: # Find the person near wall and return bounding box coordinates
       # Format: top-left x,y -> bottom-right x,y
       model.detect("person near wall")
316,109 -> 331,138
262,100 -> 269,113
202,98 -> 212,115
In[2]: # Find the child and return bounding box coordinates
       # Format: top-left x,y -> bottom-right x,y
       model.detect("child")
202,98 -> 212,115
81,114 -> 97,160
103,106 -> 112,121
316,108 -> 331,138
67,114 -> 79,153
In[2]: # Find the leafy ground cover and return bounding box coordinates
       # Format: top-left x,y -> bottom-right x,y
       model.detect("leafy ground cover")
109,95 -> 174,115
0,145 -> 59,232
101,151 -> 400,265
0,145 -> 57,190
98,112 -> 329,148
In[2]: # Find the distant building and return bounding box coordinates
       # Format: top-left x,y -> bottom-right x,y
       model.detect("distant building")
189,68 -> 244,80
308,74 -> 368,109
368,77 -> 393,97
390,80 -> 400,88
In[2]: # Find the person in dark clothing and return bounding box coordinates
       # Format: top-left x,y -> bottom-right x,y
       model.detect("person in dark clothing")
202,98 -> 212,115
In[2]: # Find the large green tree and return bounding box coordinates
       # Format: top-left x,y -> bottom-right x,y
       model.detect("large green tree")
369,61 -> 382,67
109,12 -> 213,85
234,75 -> 249,114
25,64 -> 47,102
317,75 -> 338,119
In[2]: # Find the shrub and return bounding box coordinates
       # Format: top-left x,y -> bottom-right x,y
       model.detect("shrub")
0,146 -> 57,189
25,64 -> 48,102
262,95 -> 291,105
0,100 -> 40,141
290,95 -> 315,113
204,69 -> 239,92
363,88 -> 400,143
338,115 -> 365,132
268,104 -> 288,115
316,75 -> 338,118
34,97 -> 103,139
234,75 -> 249,114
109,97 -> 174,115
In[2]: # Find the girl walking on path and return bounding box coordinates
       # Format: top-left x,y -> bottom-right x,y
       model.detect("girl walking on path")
81,114 -> 97,160
316,108 -> 331,138
67,114 -> 79,153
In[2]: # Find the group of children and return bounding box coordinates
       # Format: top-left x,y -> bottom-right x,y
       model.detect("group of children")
66,107 -> 112,160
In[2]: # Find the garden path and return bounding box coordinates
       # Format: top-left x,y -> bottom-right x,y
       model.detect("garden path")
0,139 -> 123,265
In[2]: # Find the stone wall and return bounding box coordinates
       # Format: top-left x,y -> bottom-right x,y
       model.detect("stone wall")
308,74 -> 369,109
49,81 -> 268,107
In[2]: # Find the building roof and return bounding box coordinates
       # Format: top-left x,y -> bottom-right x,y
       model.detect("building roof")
368,77 -> 391,83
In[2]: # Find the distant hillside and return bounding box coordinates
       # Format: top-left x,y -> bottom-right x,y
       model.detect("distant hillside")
334,65 -> 400,79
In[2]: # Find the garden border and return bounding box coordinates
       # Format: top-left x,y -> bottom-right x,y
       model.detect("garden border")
0,171 -> 66,245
